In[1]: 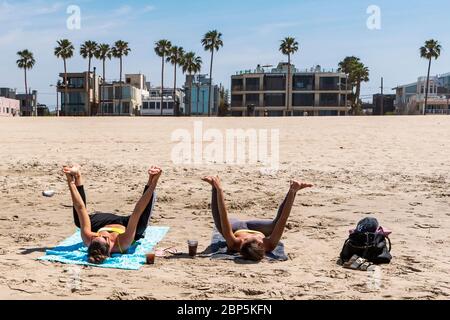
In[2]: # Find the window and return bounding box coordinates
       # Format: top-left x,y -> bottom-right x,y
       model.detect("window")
246,94 -> 260,106
267,110 -> 284,117
103,87 -> 114,100
143,102 -> 149,109
245,78 -> 260,91
114,87 -> 122,100
292,93 -> 315,106
232,78 -> 244,91
264,93 -> 285,106
319,110 -> 338,116
319,77 -> 339,90
264,75 -> 286,91
167,102 -> 174,109
293,75 -> 314,90
122,102 -> 130,114
150,102 -> 156,110
68,77 -> 85,89
62,92 -> 85,105
231,95 -> 243,107
319,93 -> 339,106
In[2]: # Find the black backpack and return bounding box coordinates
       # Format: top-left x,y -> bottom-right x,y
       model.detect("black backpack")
340,218 -> 392,264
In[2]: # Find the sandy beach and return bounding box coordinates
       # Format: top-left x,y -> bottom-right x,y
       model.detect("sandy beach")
0,116 -> 449,300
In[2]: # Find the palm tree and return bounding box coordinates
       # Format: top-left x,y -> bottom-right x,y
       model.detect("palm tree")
338,56 -> 369,115
95,43 -> 112,115
54,39 -> 75,116
420,39 -> 442,115
182,52 -> 202,116
154,40 -> 172,116
112,40 -> 131,114
80,41 -> 98,115
352,64 -> 370,115
167,46 -> 185,116
280,37 -> 299,116
80,41 -> 98,74
201,30 -> 223,116
16,50 -> 36,116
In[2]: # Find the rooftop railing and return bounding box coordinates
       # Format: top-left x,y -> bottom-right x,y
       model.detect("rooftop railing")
235,67 -> 343,76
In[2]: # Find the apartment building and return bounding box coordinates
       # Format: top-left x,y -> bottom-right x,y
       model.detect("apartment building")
57,72 -> 101,116
230,63 -> 351,116
0,88 -> 16,99
141,87 -> 184,116
184,75 -> 219,116
372,94 -> 396,115
16,91 -> 38,116
0,96 -> 20,117
394,75 -> 450,115
1,87 -> 38,116
100,74 -> 147,116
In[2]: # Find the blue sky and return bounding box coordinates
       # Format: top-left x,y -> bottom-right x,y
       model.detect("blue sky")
1,0 -> 450,109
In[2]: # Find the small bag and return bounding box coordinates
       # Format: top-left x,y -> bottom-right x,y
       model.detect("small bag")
340,218 -> 392,264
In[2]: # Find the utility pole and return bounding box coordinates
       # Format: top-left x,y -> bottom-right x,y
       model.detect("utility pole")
93,67 -> 97,116
380,77 -> 384,116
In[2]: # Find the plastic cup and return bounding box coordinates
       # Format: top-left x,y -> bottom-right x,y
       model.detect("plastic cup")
187,240 -> 198,257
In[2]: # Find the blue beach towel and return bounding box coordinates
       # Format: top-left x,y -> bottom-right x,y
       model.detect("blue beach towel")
38,226 -> 169,270
200,228 -> 288,262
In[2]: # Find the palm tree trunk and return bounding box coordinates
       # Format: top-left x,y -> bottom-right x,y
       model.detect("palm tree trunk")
24,68 -> 28,116
64,58 -> 68,117
424,58 -> 432,115
354,81 -> 361,115
197,78 -> 200,116
88,58 -> 91,116
161,56 -> 165,116
287,54 -> 291,116
189,73 -> 193,116
100,59 -> 106,116
119,57 -> 123,115
208,50 -> 214,117
173,63 -> 177,117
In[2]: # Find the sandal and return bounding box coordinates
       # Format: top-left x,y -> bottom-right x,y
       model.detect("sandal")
343,254 -> 374,271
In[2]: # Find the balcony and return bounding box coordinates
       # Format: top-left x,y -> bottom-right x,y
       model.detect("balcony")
57,80 -> 86,90
245,85 -> 260,91
232,85 -> 244,92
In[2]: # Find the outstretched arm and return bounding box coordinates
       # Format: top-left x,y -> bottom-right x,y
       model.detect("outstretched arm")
119,167 -> 162,248
64,170 -> 95,246
265,181 -> 313,251
208,177 -> 241,250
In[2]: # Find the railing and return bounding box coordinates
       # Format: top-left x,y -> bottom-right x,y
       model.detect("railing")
235,67 -> 343,75
426,109 -> 450,115
245,85 -> 260,91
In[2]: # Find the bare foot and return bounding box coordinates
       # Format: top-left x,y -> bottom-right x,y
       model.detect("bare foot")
290,180 -> 313,193
201,176 -> 215,186
63,164 -> 81,177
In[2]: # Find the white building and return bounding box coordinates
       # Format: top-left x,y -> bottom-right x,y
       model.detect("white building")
100,74 -> 148,116
141,88 -> 185,116
0,97 -> 20,117
394,75 -> 450,115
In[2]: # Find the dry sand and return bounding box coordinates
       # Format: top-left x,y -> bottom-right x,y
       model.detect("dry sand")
0,116 -> 449,300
